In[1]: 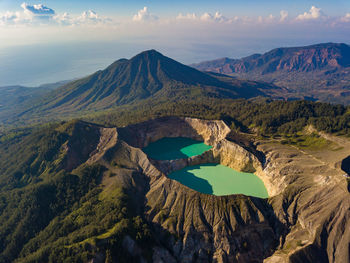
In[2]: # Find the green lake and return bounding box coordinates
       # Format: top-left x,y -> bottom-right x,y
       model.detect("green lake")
144,137 -> 268,198
143,137 -> 212,160
168,163 -> 269,198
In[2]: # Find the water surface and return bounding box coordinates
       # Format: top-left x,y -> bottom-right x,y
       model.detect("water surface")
143,137 -> 212,160
168,163 -> 268,198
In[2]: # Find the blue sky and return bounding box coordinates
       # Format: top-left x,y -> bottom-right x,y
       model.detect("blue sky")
1,0 -> 350,16
0,1 -> 349,86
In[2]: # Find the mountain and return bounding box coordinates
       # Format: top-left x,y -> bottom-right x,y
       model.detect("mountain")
14,50 -> 284,122
193,43 -> 350,74
191,43 -> 350,104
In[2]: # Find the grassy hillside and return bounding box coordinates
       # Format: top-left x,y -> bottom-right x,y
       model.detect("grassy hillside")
86,99 -> 350,136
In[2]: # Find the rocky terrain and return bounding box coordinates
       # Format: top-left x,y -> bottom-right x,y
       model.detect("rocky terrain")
64,116 -> 350,263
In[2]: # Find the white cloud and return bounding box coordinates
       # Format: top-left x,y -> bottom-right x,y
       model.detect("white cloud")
176,12 -> 228,22
21,2 -> 55,21
267,14 -> 275,21
0,3 -> 111,27
280,10 -> 288,22
53,10 -> 111,26
200,12 -> 228,23
200,12 -> 212,21
79,10 -> 98,21
75,10 -> 109,24
256,14 -> 276,24
53,12 -> 72,26
176,13 -> 197,20
0,11 -> 21,25
133,7 -> 158,22
296,6 -> 324,20
341,13 -> 350,22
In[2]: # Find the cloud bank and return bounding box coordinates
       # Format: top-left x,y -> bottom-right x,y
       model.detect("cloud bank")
0,2 -> 110,26
0,4 -> 349,51
341,13 -> 350,23
133,7 -> 158,22
296,6 -> 324,20
1,4 -> 349,27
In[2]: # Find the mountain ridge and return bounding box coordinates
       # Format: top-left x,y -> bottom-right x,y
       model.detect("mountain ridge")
191,42 -> 350,104
192,43 -> 350,73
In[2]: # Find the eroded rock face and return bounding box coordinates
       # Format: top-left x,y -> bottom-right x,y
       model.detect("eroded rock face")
88,116 -> 349,263
118,117 -> 231,148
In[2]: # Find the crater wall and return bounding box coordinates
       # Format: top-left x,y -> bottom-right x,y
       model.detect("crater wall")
87,117 -> 350,263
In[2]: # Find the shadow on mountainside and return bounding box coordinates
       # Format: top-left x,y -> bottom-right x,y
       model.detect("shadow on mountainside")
341,155 -> 350,175
168,169 -> 213,195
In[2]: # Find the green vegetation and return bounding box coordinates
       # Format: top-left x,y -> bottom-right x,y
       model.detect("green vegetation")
86,99 -> 350,136
0,121 -> 153,263
14,179 -> 153,263
280,133 -> 332,150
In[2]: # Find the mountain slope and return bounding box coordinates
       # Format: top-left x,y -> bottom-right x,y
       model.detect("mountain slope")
0,80 -> 71,125
193,43 -> 350,74
18,50 -> 283,119
191,43 -> 350,104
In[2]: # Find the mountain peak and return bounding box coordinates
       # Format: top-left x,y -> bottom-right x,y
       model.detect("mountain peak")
20,49 -> 274,117
131,49 -> 164,61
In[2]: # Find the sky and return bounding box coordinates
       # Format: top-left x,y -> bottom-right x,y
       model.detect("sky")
0,1 -> 349,86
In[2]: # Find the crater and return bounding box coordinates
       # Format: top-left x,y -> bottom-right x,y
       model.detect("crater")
118,116 -> 282,197
143,136 -> 268,197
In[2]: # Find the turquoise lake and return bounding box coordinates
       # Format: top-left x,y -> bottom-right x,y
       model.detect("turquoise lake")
143,137 -> 268,198
169,164 -> 269,198
143,137 -> 212,160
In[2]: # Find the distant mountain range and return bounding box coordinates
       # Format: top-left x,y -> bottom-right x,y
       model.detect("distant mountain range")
191,43 -> 350,104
